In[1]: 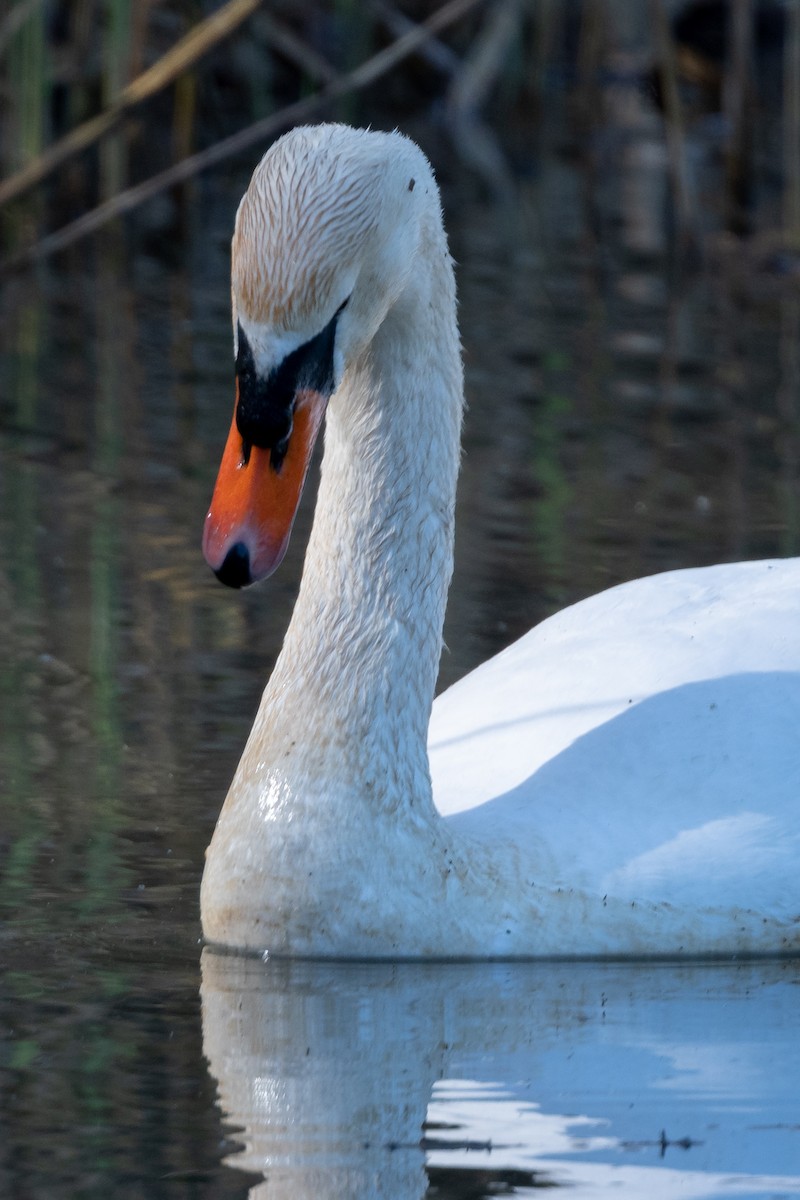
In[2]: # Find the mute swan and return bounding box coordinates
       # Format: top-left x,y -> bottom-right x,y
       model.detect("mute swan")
201,123 -> 800,959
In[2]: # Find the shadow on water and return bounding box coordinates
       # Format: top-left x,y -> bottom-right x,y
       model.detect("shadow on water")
1,1 -> 800,1196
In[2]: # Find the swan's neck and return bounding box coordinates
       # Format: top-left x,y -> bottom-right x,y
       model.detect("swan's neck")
240,215 -> 463,823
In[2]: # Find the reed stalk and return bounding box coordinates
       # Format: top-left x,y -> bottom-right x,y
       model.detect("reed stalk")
100,0 -> 132,199
2,0 -> 47,247
333,0 -> 372,123
723,0 -> 753,233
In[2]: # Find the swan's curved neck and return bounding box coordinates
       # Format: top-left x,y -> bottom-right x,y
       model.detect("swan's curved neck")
243,209 -> 463,821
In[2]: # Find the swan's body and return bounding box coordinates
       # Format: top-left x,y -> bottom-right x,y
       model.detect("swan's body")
201,124 -> 800,959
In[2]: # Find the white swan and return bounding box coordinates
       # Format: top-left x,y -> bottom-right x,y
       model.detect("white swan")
200,123 -> 800,959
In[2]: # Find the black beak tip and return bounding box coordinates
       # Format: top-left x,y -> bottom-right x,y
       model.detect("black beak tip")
214,542 -> 253,589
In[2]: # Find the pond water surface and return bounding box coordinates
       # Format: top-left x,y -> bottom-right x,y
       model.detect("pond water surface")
2,13 -> 800,1197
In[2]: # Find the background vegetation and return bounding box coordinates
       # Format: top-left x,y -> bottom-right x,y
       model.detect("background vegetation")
2,0 -> 797,266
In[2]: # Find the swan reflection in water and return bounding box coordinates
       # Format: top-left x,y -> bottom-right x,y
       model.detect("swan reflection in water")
201,952 -> 800,1199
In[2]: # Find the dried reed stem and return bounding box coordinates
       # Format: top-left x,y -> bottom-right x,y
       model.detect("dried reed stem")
2,0 -> 487,271
0,0 -> 262,207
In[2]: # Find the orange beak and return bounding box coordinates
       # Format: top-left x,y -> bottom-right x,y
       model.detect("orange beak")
202,384 -> 327,586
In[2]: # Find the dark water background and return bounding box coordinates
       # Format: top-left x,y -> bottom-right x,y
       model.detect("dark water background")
1,2 -> 800,1196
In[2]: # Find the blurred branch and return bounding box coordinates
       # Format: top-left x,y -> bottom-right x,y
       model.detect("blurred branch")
0,0 -> 262,208
446,0 -> 520,203
448,0 -> 519,115
258,11 -> 338,84
370,0 -> 461,75
2,0 -> 487,271
650,0 -> 696,248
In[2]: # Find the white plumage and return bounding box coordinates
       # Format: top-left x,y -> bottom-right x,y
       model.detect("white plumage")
200,124 -> 800,958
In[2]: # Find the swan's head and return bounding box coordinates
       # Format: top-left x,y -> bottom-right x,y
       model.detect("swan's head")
202,124 -> 436,587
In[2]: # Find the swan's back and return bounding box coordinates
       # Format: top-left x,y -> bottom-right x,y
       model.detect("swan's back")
430,558 -> 800,923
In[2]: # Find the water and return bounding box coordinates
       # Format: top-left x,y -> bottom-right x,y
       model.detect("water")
2,8 -> 800,1195
202,956 -> 800,1199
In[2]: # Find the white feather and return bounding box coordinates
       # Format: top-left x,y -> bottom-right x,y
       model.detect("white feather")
201,125 -> 800,959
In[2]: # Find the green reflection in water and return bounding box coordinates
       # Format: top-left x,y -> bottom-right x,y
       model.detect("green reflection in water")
0,250 -> 135,933
1,298 -> 45,907
0,258 -> 143,1188
80,240 -> 129,921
